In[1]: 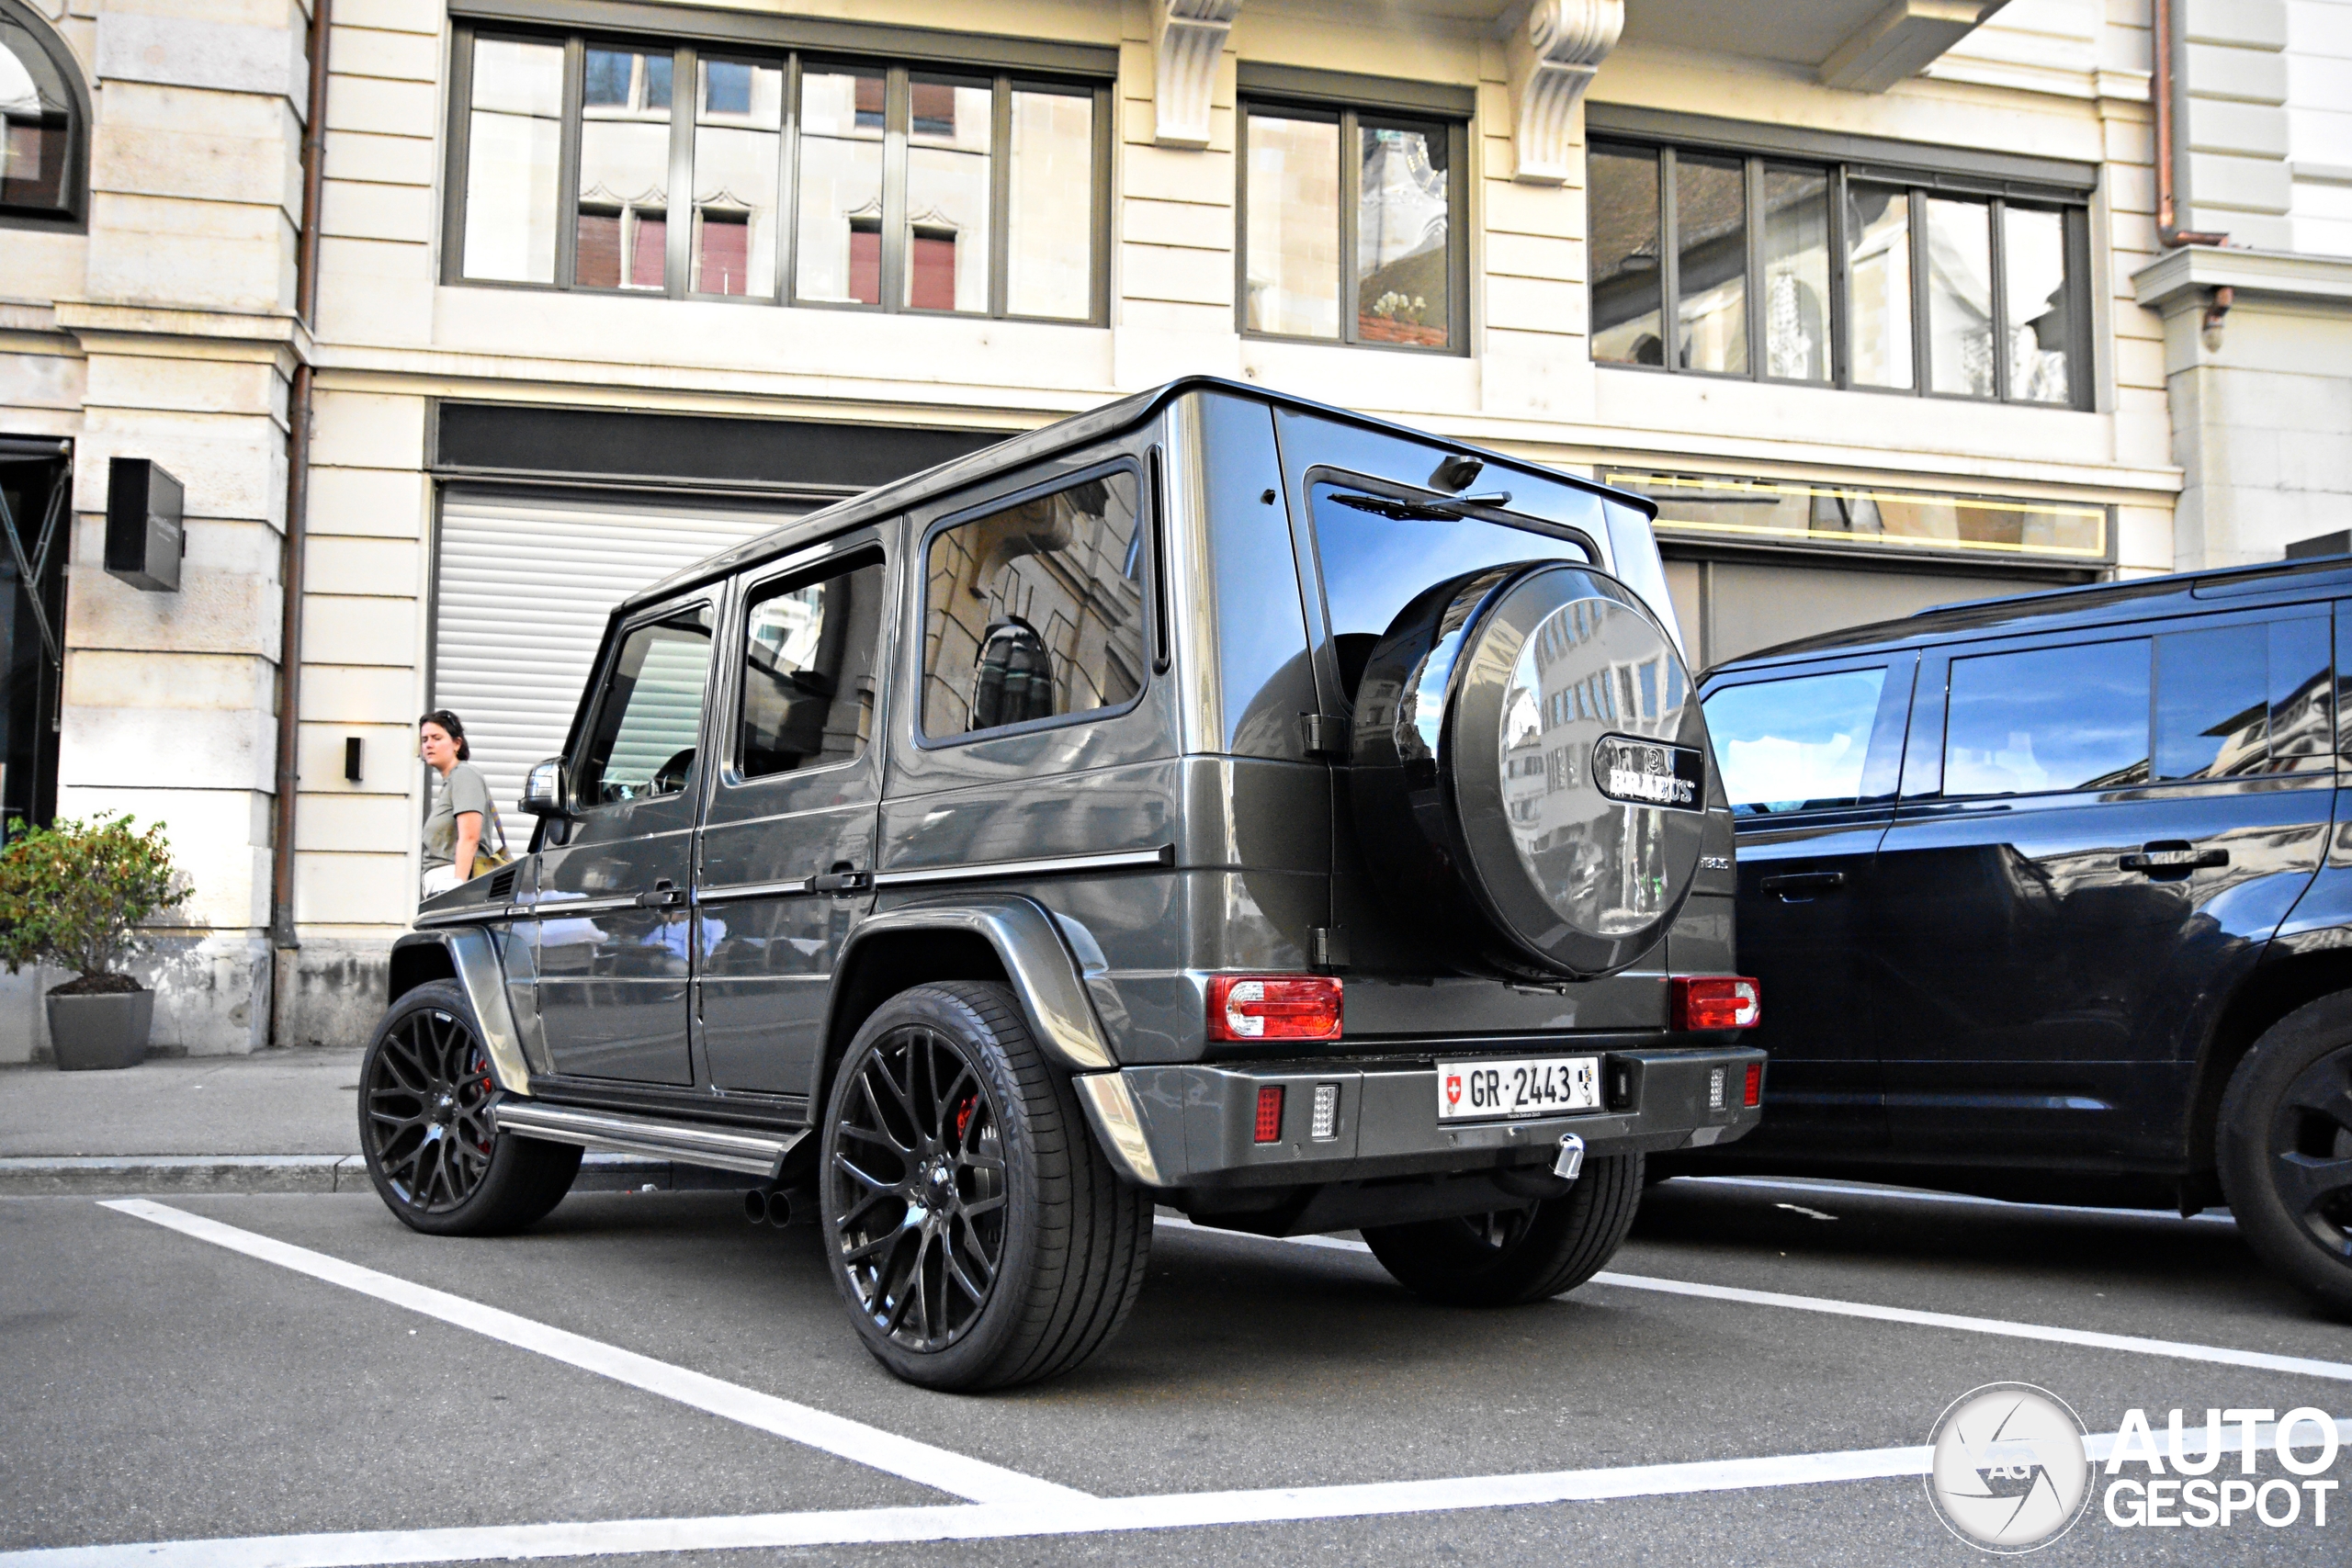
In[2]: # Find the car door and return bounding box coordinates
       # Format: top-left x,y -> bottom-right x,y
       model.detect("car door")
1701,651 -> 1913,1153
532,598 -> 716,1086
695,531 -> 894,1101
1868,607 -> 2335,1166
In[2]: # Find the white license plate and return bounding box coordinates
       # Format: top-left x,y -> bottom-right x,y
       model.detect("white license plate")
1437,1055 -> 1602,1121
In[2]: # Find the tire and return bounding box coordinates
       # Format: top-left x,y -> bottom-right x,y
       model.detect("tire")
819,981 -> 1152,1391
2217,994 -> 2352,1315
358,980 -> 581,1237
1363,1152 -> 1645,1306
1351,562 -> 1708,981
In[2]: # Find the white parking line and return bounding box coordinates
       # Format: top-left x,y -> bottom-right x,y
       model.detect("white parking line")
98,1200 -> 1087,1508
1159,1215 -> 2352,1383
11,1422 -> 2345,1568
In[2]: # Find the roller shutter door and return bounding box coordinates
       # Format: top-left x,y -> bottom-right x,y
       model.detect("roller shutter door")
433,490 -> 808,818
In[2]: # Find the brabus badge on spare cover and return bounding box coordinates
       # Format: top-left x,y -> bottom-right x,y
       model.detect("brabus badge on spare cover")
1592,735 -> 1702,810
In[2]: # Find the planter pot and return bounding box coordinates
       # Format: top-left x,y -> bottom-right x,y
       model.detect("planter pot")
47,989 -> 155,1072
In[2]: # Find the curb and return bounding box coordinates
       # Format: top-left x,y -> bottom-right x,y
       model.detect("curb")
0,1152 -> 755,1197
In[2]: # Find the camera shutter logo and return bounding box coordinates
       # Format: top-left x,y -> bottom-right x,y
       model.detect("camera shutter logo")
1925,1383 -> 2094,1552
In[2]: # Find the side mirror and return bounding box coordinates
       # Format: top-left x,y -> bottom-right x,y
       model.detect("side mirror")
521,757 -> 573,818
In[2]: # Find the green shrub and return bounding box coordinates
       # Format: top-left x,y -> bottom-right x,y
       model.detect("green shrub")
0,815 -> 189,989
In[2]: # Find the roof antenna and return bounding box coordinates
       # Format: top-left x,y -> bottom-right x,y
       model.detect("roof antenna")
1430,454 -> 1483,492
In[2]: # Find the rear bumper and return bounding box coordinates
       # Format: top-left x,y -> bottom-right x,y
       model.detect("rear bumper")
1076,1045 -> 1765,1190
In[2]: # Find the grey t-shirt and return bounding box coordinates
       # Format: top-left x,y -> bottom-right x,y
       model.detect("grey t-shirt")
423,763 -> 497,870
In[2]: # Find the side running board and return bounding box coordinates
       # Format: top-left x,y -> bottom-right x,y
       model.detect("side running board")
493,1100 -> 804,1179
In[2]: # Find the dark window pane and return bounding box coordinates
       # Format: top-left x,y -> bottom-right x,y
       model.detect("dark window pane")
1,16 -> 74,210
578,607 -> 713,806
1356,122 -> 1449,348
1925,196 -> 1993,397
1703,668 -> 1886,816
575,209 -> 620,288
696,212 -> 750,295
2155,625 -> 2267,780
848,223 -> 880,304
2270,615 -> 2333,763
1307,483 -> 1593,698
741,558 -> 885,777
704,61 -> 752,116
1761,165 -> 1829,382
2004,205 -> 2072,404
1846,182 -> 1913,389
644,54 -> 672,109
1675,152 -> 1746,374
922,473 -> 1147,738
583,48 -> 631,107
1945,639 -> 2150,797
1589,144 -> 1663,366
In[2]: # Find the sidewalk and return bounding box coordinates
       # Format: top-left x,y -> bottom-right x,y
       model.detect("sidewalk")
0,1048 -> 699,1196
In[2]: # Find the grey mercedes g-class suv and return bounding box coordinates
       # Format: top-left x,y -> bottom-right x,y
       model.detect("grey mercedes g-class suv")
360,378 -> 1763,1390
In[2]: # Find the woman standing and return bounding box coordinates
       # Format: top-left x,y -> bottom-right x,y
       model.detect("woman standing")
418,709 -> 503,897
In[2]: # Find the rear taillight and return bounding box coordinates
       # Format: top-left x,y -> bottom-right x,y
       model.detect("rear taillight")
1208,976 -> 1343,1042
1743,1062 -> 1763,1108
1671,976 -> 1760,1031
1254,1086 -> 1286,1143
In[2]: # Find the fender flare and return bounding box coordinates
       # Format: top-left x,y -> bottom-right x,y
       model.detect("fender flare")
389,929 -> 536,1096
830,894 -> 1117,1075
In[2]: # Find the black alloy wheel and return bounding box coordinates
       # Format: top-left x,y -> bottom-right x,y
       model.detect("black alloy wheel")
2221,994 -> 2352,1314
368,1000 -> 499,1213
357,979 -> 580,1236
828,1021 -> 1009,1354
1363,1152 -> 1645,1307
819,981 -> 1152,1391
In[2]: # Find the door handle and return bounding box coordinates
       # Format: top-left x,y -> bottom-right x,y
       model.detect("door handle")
634,878 -> 684,908
1759,871 -> 1846,896
2119,845 -> 2228,874
812,866 -> 872,896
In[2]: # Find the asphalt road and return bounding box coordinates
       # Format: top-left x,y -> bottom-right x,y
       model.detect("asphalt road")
5,1174 -> 2351,1566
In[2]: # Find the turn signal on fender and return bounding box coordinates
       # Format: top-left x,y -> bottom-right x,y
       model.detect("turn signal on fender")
1208,976 -> 1343,1042
1670,976 -> 1761,1031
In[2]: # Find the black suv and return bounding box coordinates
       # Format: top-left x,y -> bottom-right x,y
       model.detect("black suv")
1672,555 -> 2352,1313
358,379 -> 1765,1389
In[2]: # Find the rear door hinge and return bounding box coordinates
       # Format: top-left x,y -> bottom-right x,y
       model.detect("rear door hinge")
1302,713 -> 1345,758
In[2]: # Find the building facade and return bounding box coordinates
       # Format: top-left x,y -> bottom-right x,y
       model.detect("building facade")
0,0 -> 2211,1056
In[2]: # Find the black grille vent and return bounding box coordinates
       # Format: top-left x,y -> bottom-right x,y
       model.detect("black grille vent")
485,867 -> 517,902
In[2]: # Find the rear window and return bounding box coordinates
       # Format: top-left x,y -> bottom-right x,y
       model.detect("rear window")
1703,668 -> 1886,816
1308,480 -> 1592,696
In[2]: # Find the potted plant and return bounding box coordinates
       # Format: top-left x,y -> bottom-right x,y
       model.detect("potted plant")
0,814 -> 189,1070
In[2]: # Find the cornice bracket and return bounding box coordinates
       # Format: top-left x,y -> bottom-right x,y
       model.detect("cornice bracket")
1506,0 -> 1623,186
1153,0 -> 1240,149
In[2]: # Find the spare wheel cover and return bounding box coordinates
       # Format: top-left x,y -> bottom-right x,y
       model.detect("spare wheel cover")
1352,562 -> 1709,978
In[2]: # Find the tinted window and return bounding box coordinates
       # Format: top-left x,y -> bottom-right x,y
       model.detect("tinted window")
1944,638 -> 2149,797
1309,482 -> 1593,697
739,554 -> 885,778
922,470 -> 1146,739
577,604 -> 713,805
2155,623 -> 2267,781
2267,616 -> 2333,763
1703,668 -> 1885,816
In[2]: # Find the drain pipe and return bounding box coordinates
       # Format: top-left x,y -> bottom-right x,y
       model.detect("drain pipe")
269,0 -> 332,1040
2153,0 -> 2227,248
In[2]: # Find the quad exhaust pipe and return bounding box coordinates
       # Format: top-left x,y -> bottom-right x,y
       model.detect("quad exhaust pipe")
743,1184 -> 819,1228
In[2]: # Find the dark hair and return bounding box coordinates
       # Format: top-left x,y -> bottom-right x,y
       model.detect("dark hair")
419,709 -> 470,762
